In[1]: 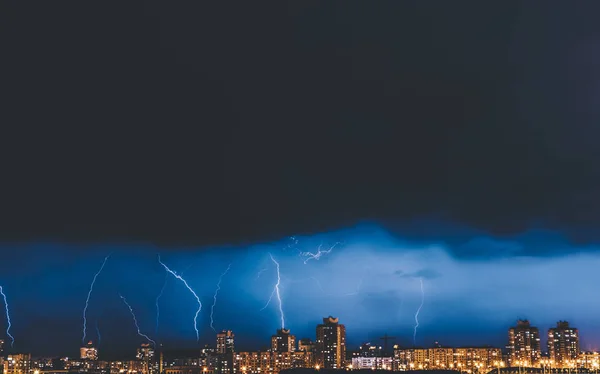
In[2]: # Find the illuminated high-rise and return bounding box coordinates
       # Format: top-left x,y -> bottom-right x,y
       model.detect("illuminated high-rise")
508,320 -> 541,366
271,329 -> 295,353
217,330 -> 235,354
80,341 -> 98,360
216,330 -> 235,374
548,321 -> 580,366
316,316 -> 346,369
137,343 -> 156,374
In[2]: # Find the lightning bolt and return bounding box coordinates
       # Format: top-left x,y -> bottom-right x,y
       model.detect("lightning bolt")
299,242 -> 340,264
413,278 -> 424,346
260,253 -> 284,329
95,320 -> 101,345
0,286 -> 14,348
210,264 -> 232,332
82,253 -> 111,344
158,256 -> 202,341
155,274 -> 169,336
119,294 -> 156,346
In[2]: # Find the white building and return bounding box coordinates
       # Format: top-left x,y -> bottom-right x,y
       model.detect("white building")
351,356 -> 393,370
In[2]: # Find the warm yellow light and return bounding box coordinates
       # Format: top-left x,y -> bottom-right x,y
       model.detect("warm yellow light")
315,365 -> 320,370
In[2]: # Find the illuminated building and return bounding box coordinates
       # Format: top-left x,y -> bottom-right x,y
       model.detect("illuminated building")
393,346 -> 502,371
164,367 -> 204,374
217,331 -> 235,355
316,316 -> 346,369
271,329 -> 295,353
234,351 -> 313,374
548,321 -> 580,367
4,354 -> 31,374
508,320 -> 541,366
429,347 -> 454,369
297,339 -> 314,353
351,342 -> 391,370
453,347 -> 502,371
351,357 -> 393,370
216,331 -> 235,374
137,343 -> 156,374
579,352 -> 599,370
80,341 -> 98,361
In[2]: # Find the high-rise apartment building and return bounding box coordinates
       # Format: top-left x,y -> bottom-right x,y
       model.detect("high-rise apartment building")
216,330 -> 235,374
80,341 -> 99,360
271,329 -> 295,353
508,320 -> 541,365
316,316 -> 346,369
217,331 -> 235,354
137,343 -> 156,374
548,321 -> 580,366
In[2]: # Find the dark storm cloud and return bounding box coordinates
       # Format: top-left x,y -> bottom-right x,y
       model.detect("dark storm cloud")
3,2 -> 600,247
455,238 -> 523,259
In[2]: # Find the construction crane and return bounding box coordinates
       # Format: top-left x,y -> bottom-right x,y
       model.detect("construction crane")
379,333 -> 397,356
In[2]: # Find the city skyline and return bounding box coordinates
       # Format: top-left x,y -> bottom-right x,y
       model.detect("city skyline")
3,225 -> 600,357
2,317 -> 597,373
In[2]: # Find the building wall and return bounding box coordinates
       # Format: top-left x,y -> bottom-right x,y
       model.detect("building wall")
316,317 -> 346,369
508,320 -> 542,365
351,357 -> 393,370
271,330 -> 296,353
235,351 -> 312,374
393,347 -> 502,372
548,321 -> 580,367
5,354 -> 32,374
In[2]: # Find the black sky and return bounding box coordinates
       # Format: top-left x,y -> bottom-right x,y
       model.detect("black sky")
2,1 -> 600,247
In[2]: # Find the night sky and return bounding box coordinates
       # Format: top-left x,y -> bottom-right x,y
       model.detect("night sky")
2,0 -> 600,360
